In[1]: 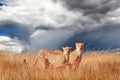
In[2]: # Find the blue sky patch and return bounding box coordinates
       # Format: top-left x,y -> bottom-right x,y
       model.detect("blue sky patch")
0,21 -> 30,43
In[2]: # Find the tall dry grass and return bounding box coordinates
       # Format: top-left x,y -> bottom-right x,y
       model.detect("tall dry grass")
0,51 -> 120,80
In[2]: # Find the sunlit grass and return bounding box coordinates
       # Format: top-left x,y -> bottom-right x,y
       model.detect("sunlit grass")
0,51 -> 120,80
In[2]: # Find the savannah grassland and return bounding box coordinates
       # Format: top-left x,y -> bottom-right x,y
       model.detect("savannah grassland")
0,50 -> 120,80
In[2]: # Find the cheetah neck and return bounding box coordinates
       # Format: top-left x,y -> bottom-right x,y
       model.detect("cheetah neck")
63,52 -> 70,64
76,48 -> 82,56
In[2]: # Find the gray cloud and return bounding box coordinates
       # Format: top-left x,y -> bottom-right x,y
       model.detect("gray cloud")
59,0 -> 120,21
63,0 -> 108,9
35,25 -> 56,30
60,0 -> 118,13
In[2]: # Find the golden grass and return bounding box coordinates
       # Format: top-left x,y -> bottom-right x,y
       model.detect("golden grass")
0,51 -> 120,80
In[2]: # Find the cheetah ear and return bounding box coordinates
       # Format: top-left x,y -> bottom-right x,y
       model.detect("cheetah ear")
76,42 -> 78,45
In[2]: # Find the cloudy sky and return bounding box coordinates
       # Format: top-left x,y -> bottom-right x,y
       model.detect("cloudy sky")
0,0 -> 120,52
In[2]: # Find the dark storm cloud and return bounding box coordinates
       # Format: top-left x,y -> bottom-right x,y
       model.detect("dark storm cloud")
63,25 -> 120,51
55,0 -> 120,22
84,5 -> 111,15
59,0 -> 120,15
